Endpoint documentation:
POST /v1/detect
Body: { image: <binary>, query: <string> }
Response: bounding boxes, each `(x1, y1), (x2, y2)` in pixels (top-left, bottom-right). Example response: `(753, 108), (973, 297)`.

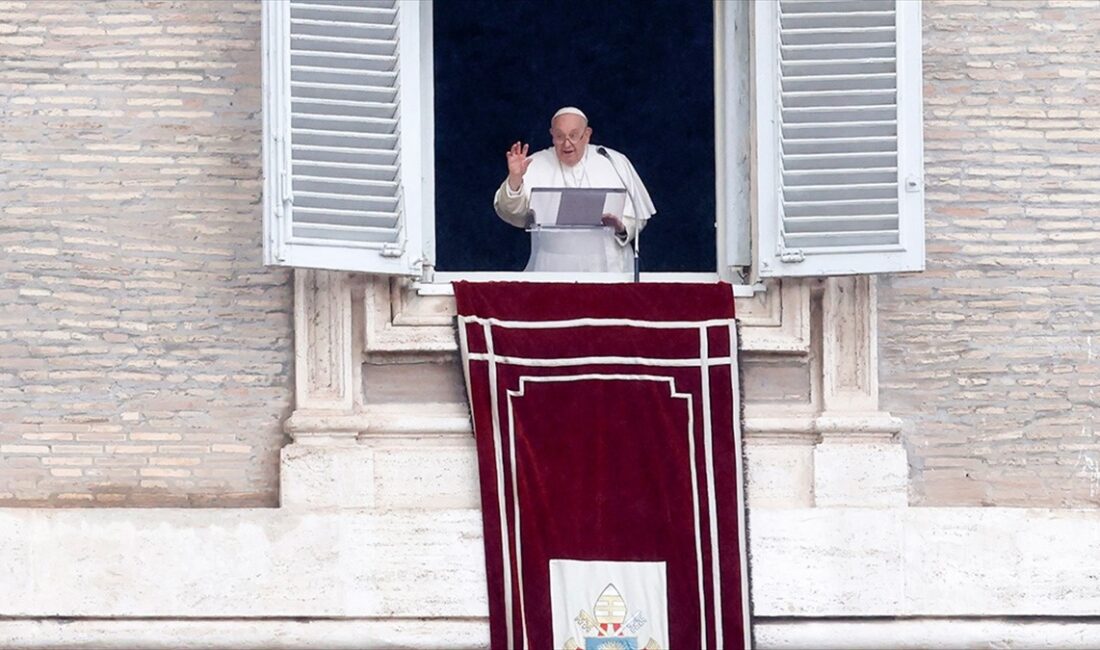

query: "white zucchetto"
(551, 106), (588, 124)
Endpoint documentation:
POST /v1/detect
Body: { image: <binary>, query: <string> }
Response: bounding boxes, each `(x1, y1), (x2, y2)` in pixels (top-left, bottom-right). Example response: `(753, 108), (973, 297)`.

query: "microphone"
(597, 146), (643, 283)
(595, 147), (619, 179)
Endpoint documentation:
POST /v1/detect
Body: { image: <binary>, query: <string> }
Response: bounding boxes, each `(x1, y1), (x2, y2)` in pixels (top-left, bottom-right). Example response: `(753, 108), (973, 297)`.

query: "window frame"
(263, 0), (923, 285)
(416, 0), (749, 288)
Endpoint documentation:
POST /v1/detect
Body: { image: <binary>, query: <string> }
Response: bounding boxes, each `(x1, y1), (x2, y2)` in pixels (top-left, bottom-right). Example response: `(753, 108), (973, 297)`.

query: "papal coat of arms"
(562, 583), (661, 650)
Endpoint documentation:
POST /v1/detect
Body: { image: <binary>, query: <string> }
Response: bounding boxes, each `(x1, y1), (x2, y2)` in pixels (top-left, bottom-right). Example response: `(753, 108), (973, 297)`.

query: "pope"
(493, 107), (656, 273)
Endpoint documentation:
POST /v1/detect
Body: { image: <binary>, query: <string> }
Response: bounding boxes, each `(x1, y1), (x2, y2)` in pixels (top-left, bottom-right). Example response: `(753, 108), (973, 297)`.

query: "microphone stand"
(633, 211), (641, 284)
(597, 147), (644, 283)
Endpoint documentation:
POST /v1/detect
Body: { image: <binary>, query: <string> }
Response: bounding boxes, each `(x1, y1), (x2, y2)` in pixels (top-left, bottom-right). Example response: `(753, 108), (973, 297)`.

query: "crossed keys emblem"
(562, 583), (660, 650)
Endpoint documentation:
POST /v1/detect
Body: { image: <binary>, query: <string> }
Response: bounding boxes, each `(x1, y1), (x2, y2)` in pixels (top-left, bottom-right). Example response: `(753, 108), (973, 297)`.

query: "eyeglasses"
(550, 129), (587, 145)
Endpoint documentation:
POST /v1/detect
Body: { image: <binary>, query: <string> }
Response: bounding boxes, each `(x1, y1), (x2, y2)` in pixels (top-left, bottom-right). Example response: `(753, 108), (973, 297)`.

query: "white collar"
(557, 146), (590, 186)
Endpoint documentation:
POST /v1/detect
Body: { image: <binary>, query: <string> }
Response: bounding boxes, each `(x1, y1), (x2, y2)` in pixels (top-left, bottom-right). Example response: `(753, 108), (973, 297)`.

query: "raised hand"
(506, 141), (532, 191)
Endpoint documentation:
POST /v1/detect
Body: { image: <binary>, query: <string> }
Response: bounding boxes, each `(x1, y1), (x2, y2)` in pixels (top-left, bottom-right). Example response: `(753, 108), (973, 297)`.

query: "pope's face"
(550, 114), (591, 167)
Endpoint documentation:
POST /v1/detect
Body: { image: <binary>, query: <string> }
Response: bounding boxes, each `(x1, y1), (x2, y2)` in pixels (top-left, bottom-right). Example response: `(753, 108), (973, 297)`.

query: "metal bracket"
(417, 258), (435, 283)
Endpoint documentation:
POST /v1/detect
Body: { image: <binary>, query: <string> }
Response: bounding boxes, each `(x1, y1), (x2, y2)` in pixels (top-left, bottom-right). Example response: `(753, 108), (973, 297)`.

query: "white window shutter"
(262, 0), (429, 275)
(754, 0), (924, 278)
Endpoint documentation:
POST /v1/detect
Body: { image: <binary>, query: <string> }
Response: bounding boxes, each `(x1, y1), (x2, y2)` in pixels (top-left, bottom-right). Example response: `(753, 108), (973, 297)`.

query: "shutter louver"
(263, 0), (429, 275)
(290, 0), (400, 244)
(780, 0), (898, 251)
(755, 0), (924, 277)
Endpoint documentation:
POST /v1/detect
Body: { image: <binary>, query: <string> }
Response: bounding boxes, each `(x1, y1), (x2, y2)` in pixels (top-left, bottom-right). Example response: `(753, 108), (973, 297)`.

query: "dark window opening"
(433, 0), (716, 272)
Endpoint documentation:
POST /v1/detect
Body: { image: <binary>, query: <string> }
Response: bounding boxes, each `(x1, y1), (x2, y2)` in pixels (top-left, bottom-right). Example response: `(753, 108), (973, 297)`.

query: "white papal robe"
(493, 144), (656, 273)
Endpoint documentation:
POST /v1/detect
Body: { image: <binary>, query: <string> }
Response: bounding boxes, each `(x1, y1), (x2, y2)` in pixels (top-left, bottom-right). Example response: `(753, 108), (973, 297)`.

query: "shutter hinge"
(778, 247), (805, 264)
(280, 170), (292, 203)
(905, 175), (923, 193)
(417, 257), (434, 283)
(380, 242), (405, 258)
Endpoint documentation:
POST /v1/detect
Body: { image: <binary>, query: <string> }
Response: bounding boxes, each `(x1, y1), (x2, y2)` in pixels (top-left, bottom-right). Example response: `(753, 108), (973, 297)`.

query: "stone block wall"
(5, 0), (1100, 510)
(879, 0), (1100, 506)
(0, 1), (291, 506)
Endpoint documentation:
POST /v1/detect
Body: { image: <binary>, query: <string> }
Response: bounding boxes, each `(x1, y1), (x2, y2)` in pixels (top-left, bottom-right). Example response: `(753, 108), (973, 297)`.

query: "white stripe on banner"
(482, 323), (516, 648)
(503, 373), (706, 647)
(458, 315), (738, 330)
(506, 380), (530, 649)
(465, 353), (734, 368)
(700, 326), (724, 643)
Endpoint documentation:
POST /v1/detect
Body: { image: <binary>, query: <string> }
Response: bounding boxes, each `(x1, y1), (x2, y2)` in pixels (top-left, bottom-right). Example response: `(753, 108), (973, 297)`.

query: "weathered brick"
(880, 0), (1100, 508)
(0, 1), (288, 507)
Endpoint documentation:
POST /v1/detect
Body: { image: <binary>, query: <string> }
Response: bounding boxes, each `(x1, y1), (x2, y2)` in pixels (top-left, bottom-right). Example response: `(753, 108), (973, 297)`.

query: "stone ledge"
(754, 618), (1100, 650)
(1, 507), (1099, 621)
(0, 619), (488, 650)
(286, 408), (899, 442)
(751, 507), (1100, 617)
(284, 403), (472, 440)
(0, 508), (488, 619)
(5, 617), (1100, 649)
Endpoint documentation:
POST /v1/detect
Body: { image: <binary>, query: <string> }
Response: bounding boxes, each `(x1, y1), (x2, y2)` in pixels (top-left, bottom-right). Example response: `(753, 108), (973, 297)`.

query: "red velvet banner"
(455, 282), (749, 650)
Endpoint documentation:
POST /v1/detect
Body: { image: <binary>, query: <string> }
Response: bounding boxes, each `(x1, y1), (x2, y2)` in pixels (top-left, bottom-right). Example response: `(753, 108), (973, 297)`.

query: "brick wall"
(879, 0), (1100, 506)
(6, 0), (1098, 509)
(0, 1), (291, 506)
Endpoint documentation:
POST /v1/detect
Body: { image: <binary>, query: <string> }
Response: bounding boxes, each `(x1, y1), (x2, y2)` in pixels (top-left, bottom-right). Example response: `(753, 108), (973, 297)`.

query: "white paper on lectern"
(601, 190), (627, 221)
(530, 188), (627, 227)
